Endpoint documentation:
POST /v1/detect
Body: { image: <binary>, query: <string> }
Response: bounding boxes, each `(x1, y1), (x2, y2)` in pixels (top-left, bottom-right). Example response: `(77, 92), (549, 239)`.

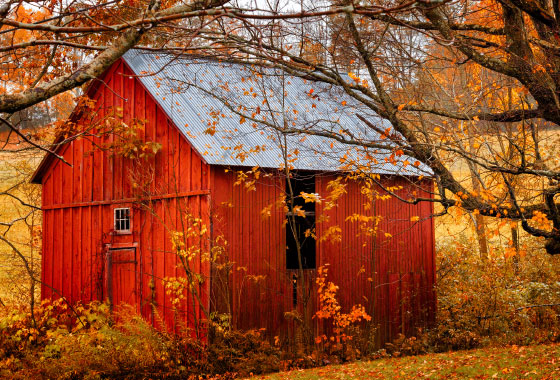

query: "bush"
(385, 331), (430, 357)
(380, 235), (560, 357)
(206, 327), (281, 376)
(0, 300), (208, 379)
(426, 325), (481, 352)
(432, 236), (560, 350)
(0, 300), (283, 379)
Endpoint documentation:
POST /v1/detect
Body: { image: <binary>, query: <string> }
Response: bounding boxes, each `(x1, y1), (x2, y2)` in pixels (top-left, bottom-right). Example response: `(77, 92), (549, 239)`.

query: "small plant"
(206, 326), (282, 377)
(385, 330), (430, 357)
(313, 264), (372, 361)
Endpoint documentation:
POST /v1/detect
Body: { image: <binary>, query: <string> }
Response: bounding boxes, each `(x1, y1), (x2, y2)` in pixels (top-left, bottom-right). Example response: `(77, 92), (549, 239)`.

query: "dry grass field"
(431, 127), (560, 255)
(0, 136), (42, 305)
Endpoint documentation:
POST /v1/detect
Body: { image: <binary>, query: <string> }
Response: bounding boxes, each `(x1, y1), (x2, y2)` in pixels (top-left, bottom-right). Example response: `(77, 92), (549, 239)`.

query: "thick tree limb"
(0, 40), (106, 52)
(402, 105), (543, 122)
(0, 0), (230, 114)
(505, 0), (557, 29)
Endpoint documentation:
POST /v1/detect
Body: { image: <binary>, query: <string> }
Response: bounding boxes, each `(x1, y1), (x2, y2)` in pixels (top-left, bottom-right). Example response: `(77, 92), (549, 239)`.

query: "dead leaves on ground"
(258, 343), (560, 380)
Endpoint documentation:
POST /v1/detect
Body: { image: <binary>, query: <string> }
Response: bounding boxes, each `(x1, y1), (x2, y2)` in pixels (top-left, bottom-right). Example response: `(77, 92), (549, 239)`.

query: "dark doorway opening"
(286, 173), (316, 270)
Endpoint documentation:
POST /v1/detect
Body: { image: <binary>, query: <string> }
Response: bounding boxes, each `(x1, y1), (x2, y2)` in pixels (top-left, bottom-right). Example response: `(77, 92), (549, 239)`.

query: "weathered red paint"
(209, 169), (436, 343)
(36, 60), (211, 333)
(34, 58), (436, 344)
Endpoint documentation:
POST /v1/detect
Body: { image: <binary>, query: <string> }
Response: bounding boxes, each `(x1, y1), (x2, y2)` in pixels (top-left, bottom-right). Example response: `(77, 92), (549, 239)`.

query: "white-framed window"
(114, 207), (131, 233)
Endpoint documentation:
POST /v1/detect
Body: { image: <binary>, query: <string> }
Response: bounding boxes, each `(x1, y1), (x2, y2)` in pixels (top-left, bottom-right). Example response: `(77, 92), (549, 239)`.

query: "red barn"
(31, 51), (436, 344)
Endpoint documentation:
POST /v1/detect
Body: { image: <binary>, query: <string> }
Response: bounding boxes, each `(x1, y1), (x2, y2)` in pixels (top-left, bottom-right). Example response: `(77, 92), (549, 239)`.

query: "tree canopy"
(4, 0), (560, 253)
(190, 0), (560, 254)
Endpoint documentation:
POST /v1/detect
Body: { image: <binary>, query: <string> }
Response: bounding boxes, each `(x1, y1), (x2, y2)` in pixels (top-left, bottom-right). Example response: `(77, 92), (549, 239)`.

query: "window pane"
(114, 208), (131, 232)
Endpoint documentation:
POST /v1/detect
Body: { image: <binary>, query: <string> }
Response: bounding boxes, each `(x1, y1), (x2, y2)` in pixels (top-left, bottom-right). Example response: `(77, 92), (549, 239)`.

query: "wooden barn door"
(106, 246), (139, 311)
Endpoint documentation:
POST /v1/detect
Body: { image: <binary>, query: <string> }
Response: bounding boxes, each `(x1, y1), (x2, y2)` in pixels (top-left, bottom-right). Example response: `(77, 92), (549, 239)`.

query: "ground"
(257, 344), (560, 379)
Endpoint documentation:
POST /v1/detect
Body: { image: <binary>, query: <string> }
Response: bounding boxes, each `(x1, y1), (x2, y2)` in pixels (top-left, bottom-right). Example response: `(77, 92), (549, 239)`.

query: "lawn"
(258, 344), (560, 379)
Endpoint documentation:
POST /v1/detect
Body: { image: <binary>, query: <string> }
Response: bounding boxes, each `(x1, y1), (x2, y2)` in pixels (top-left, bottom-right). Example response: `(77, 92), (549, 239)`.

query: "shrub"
(37, 309), (200, 379)
(0, 299), (283, 379)
(206, 327), (281, 376)
(381, 235), (560, 356)
(432, 235), (560, 350)
(385, 331), (430, 357)
(0, 300), (209, 379)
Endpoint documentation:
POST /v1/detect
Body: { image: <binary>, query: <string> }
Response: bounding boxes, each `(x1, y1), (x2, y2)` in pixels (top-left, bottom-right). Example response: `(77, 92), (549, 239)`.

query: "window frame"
(113, 207), (132, 235)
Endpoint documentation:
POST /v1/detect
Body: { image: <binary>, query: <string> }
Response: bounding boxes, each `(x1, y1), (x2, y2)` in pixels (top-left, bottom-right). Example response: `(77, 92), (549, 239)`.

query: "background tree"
(188, 0), (560, 254)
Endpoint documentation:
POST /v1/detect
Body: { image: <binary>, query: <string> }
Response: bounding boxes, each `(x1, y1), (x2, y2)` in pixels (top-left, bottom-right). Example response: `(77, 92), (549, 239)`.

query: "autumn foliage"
(5, 0), (560, 377)
(313, 265), (371, 351)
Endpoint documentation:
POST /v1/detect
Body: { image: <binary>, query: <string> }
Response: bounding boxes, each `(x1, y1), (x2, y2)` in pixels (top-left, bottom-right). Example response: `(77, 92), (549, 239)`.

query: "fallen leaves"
(259, 343), (560, 380)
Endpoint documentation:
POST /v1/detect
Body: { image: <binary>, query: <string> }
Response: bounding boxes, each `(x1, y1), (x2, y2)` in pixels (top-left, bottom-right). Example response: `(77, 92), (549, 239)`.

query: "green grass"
(257, 344), (560, 379)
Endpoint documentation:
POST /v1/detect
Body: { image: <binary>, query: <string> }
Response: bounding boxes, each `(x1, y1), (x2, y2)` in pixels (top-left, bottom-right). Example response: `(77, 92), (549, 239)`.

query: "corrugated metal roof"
(123, 50), (430, 176)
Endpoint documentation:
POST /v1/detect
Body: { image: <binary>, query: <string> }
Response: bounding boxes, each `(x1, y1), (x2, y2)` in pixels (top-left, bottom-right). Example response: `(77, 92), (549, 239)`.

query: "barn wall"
(39, 58), (436, 344)
(210, 168), (435, 343)
(40, 59), (211, 332)
(209, 167), (296, 335)
(316, 175), (436, 345)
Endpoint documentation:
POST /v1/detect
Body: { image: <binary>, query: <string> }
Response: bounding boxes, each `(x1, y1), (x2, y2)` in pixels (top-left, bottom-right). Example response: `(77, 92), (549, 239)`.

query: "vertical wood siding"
(210, 168), (294, 335)
(315, 175), (436, 344)
(210, 169), (435, 344)
(40, 59), (211, 332)
(39, 58), (435, 345)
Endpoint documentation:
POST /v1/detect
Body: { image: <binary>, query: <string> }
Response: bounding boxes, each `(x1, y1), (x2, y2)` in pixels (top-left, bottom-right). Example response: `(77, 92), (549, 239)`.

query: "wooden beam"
(42, 189), (211, 210)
